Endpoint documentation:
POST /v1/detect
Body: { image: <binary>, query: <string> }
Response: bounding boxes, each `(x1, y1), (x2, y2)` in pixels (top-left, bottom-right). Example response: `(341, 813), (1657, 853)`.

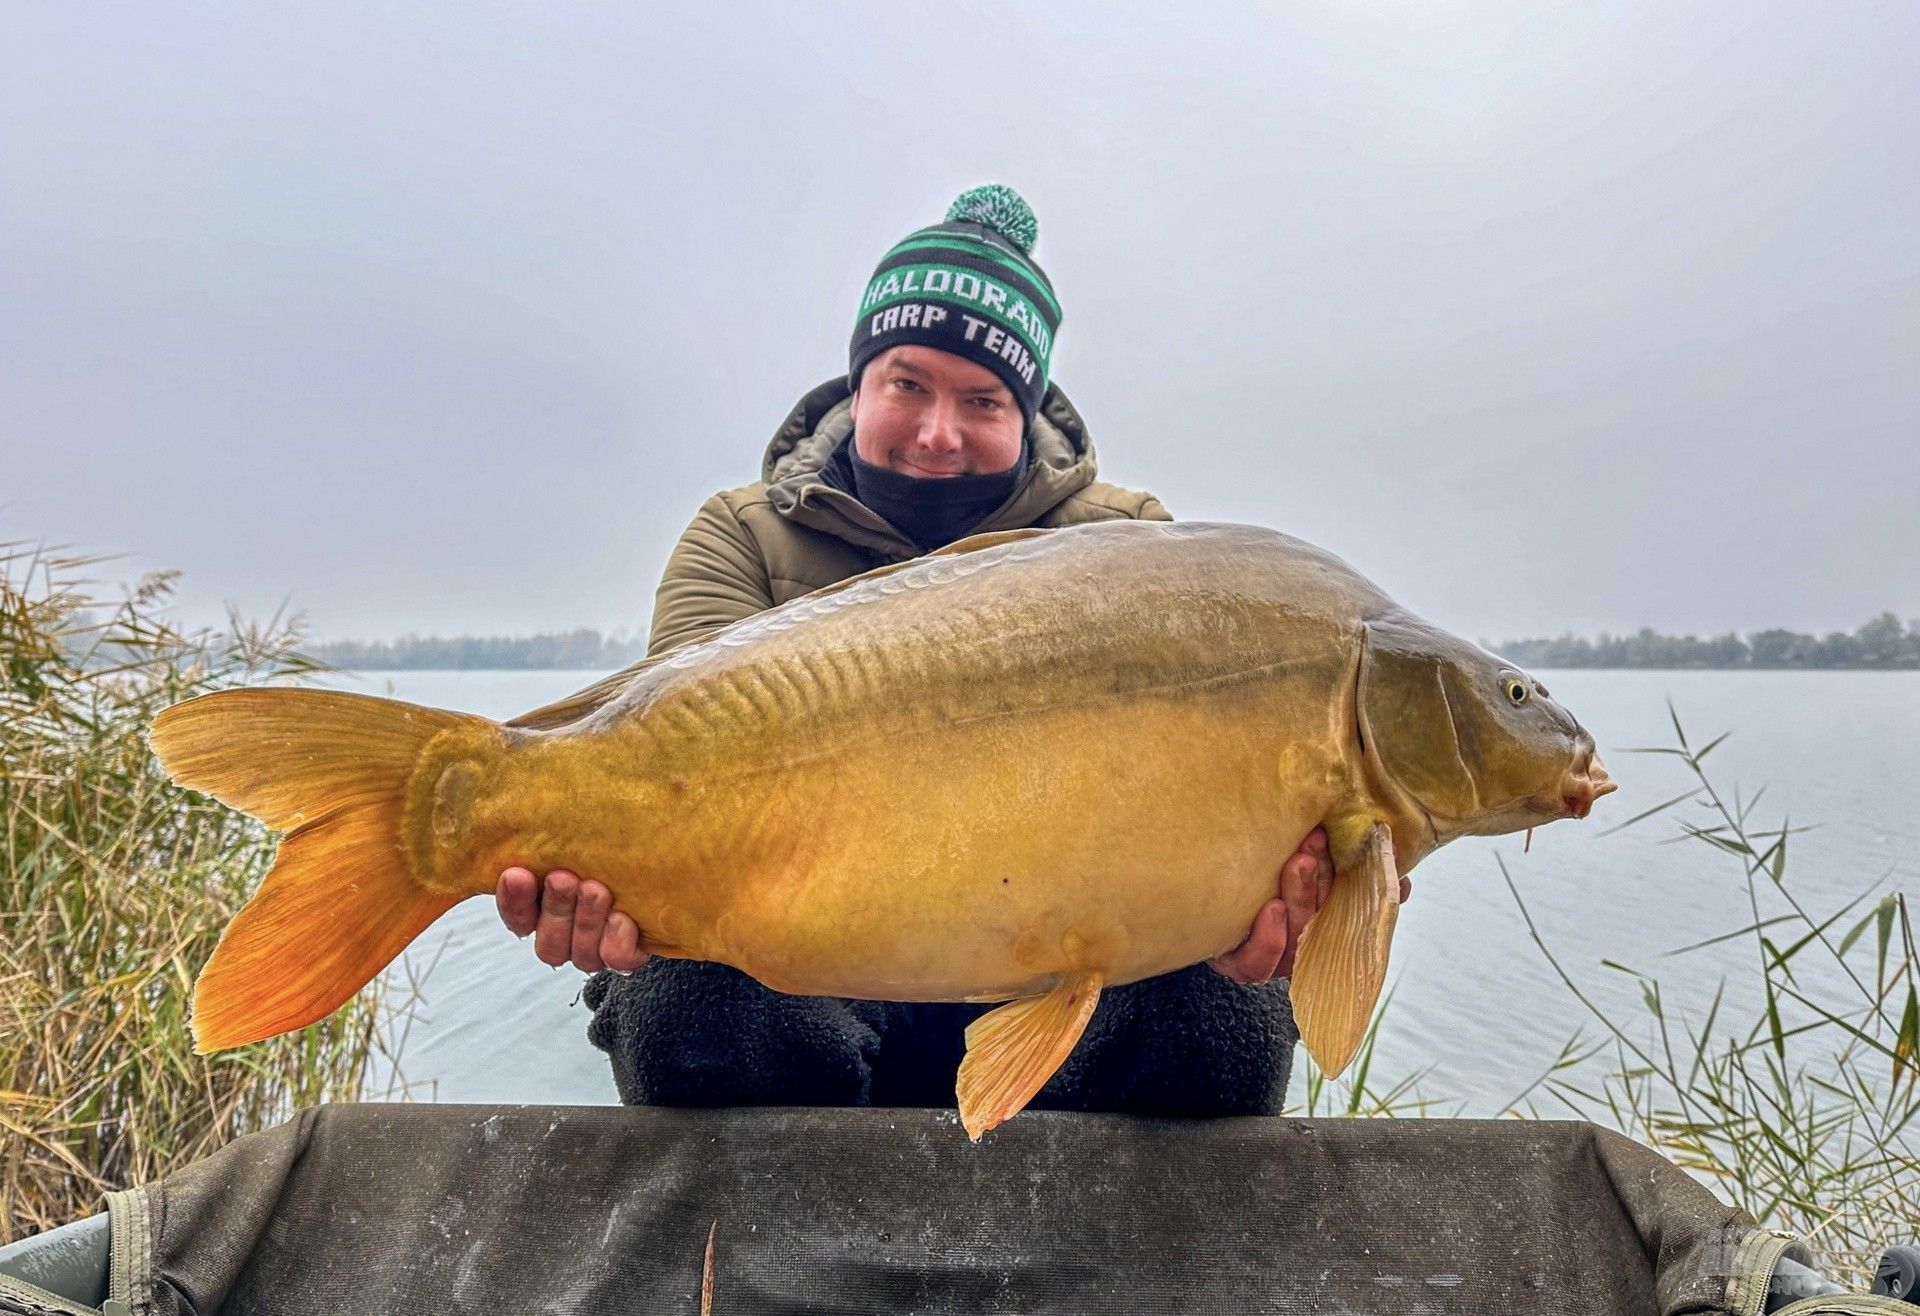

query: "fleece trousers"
(582, 960), (1298, 1117)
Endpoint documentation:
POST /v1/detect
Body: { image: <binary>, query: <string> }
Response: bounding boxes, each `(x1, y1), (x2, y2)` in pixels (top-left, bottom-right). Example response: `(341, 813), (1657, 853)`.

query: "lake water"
(331, 668), (1919, 1116)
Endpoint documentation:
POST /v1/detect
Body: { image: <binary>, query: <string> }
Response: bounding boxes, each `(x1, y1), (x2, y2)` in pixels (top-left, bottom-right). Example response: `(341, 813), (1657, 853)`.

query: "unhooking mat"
(0, 1103), (1904, 1315)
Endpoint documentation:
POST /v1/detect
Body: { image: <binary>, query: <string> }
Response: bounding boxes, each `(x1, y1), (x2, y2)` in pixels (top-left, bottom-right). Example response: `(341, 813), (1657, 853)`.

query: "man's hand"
(1207, 827), (1413, 985)
(495, 868), (651, 974)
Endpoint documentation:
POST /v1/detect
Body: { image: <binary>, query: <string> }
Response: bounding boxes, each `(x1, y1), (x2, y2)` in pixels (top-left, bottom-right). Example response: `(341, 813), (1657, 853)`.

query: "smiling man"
(495, 186), (1373, 1117)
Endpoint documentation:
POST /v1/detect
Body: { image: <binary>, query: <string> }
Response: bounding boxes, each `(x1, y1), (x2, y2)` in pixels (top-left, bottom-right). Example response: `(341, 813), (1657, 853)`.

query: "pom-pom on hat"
(848, 185), (1062, 426)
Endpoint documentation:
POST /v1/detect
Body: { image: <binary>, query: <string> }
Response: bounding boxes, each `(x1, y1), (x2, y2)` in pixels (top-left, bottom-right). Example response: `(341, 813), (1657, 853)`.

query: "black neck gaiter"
(830, 439), (1026, 552)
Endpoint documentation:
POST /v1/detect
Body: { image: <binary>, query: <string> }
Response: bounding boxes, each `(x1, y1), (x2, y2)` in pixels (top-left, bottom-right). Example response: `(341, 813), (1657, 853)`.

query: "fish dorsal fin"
(955, 968), (1102, 1141)
(925, 525), (1054, 556)
(504, 651), (678, 731)
(1289, 821), (1401, 1077)
(816, 526), (1054, 598)
(506, 529), (1054, 732)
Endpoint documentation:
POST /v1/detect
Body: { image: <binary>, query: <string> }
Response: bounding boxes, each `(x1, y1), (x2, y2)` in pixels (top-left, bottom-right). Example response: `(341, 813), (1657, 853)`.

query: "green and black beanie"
(848, 184), (1062, 426)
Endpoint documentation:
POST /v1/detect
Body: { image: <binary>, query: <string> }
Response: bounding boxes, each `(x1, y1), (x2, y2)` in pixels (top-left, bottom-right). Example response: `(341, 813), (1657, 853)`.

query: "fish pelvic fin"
(149, 688), (495, 1053)
(1289, 821), (1401, 1079)
(955, 969), (1103, 1141)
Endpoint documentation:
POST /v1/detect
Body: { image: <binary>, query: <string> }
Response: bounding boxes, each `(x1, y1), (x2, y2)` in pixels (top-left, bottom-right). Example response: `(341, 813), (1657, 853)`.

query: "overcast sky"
(4, 2), (1915, 644)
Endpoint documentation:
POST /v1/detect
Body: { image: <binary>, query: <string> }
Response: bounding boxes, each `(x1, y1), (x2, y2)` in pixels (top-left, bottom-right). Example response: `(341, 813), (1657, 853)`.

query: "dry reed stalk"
(0, 543), (407, 1238)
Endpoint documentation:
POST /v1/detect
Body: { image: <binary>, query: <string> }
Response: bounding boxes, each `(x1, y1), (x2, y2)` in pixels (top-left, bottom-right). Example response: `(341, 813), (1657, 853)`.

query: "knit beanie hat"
(848, 184), (1062, 426)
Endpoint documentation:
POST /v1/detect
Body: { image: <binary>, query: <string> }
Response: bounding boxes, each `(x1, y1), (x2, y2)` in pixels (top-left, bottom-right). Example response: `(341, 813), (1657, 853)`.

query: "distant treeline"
(309, 612), (1920, 671)
(308, 628), (650, 670)
(1493, 612), (1920, 670)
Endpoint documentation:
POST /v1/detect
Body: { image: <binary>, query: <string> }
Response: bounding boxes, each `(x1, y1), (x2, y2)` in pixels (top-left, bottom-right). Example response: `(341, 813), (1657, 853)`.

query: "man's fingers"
(1209, 901), (1288, 983)
(533, 870), (580, 967)
(1302, 826), (1334, 909)
(1213, 835), (1331, 986)
(1304, 825), (1331, 865)
(602, 914), (651, 974)
(1280, 850), (1318, 910)
(570, 880), (612, 973)
(496, 867), (539, 937)
(1280, 851), (1320, 946)
(525, 872), (644, 974)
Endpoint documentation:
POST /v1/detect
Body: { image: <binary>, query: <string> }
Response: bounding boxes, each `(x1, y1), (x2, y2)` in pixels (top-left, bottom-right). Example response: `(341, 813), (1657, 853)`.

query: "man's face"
(849, 345), (1024, 477)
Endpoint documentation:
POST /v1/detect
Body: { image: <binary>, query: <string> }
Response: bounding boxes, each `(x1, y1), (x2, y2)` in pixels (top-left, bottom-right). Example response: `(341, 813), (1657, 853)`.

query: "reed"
(1500, 708), (1919, 1286)
(0, 544), (409, 1238)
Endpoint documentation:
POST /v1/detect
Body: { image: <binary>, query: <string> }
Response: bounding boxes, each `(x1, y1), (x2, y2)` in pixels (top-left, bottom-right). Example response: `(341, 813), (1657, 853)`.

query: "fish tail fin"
(149, 688), (496, 1053)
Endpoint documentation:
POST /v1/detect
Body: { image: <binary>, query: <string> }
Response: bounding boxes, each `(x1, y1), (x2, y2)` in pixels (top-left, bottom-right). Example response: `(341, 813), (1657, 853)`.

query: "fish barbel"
(150, 522), (1614, 1138)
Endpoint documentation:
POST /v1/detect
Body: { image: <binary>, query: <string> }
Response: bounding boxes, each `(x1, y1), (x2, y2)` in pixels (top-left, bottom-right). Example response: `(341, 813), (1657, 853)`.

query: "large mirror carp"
(151, 521), (1614, 1138)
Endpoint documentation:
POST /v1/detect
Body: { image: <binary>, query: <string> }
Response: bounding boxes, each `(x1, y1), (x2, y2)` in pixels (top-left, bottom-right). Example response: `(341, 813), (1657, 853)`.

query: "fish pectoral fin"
(1289, 821), (1401, 1079)
(955, 969), (1103, 1141)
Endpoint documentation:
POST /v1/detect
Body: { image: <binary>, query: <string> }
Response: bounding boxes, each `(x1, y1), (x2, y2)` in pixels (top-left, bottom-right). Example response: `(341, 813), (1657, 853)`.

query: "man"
(495, 186), (1394, 1116)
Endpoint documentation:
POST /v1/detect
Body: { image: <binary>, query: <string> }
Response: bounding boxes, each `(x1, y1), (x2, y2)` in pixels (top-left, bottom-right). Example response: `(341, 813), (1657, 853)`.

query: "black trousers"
(583, 959), (1298, 1118)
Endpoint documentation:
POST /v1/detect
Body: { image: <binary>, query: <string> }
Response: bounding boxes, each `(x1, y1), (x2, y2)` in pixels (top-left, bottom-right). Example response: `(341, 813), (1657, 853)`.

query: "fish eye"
(1502, 677), (1530, 706)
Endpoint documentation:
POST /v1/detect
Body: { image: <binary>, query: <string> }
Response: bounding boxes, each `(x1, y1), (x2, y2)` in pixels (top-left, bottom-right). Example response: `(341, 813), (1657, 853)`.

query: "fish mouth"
(1558, 748), (1617, 820)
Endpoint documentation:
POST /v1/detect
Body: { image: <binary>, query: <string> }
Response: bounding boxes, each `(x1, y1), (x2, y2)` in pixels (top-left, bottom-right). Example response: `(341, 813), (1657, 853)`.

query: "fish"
(148, 521), (1614, 1139)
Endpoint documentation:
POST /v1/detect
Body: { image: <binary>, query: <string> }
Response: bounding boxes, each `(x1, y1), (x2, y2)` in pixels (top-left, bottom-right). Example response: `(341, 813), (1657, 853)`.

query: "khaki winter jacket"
(646, 377), (1170, 657)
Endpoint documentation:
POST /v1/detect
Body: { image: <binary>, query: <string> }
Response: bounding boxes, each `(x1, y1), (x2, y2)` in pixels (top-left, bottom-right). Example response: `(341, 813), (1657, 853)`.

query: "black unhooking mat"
(0, 1104), (1899, 1315)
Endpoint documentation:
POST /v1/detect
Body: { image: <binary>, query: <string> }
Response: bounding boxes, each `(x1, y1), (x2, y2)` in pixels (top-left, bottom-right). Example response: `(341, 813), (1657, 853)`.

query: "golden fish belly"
(503, 684), (1351, 1004)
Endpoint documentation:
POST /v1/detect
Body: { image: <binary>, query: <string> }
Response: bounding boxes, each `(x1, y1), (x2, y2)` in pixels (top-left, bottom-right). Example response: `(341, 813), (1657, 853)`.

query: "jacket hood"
(759, 376), (1102, 559)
